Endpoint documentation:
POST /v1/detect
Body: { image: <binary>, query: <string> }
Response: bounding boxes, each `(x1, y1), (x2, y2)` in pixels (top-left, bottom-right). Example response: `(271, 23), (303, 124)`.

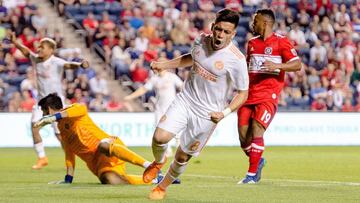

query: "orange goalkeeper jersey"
(57, 103), (119, 175)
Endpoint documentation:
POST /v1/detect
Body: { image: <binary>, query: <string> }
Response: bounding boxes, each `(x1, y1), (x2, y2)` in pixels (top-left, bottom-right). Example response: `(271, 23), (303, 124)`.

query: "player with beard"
(237, 9), (301, 184)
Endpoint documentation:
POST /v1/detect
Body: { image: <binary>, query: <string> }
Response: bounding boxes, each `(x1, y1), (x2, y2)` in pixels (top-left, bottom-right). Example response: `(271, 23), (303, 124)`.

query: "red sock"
(248, 137), (264, 175)
(241, 143), (251, 157)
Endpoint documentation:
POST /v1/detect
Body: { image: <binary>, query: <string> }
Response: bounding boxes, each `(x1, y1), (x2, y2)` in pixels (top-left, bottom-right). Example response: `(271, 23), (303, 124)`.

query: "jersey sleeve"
(190, 34), (204, 58)
(173, 74), (183, 89)
(143, 76), (155, 91)
(227, 58), (249, 91)
(64, 103), (88, 118)
(29, 52), (40, 64)
(62, 139), (75, 168)
(281, 37), (299, 63)
(55, 57), (67, 73)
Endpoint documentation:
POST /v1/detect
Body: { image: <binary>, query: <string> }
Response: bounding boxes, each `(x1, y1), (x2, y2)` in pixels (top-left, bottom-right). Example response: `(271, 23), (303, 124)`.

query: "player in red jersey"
(237, 9), (302, 184)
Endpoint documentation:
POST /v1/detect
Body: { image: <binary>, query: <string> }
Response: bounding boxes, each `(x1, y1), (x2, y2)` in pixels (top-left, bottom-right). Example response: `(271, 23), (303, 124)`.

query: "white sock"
(143, 161), (151, 168)
(34, 142), (46, 158)
(152, 142), (168, 163)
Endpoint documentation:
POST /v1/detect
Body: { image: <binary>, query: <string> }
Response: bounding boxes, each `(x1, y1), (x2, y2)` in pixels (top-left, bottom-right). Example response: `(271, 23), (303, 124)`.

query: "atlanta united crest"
(264, 47), (272, 55)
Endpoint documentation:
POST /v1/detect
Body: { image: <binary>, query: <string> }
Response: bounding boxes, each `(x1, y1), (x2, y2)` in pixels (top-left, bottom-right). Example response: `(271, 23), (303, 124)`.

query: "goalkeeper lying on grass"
(34, 93), (180, 185)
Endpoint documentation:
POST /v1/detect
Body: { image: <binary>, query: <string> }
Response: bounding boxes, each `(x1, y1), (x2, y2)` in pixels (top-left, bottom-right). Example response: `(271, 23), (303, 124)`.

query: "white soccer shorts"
(157, 98), (217, 157)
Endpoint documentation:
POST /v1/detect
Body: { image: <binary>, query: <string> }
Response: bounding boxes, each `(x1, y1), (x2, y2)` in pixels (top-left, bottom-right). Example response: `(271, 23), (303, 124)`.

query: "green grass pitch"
(1, 147), (360, 202)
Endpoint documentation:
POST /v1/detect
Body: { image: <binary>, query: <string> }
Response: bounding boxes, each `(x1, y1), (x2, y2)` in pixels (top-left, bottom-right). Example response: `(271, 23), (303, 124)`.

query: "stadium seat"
(108, 4), (122, 15)
(287, 0), (299, 9)
(73, 14), (87, 25)
(64, 5), (80, 17)
(79, 5), (94, 15)
(238, 17), (250, 30)
(241, 6), (255, 17)
(236, 26), (247, 37)
(94, 4), (106, 15)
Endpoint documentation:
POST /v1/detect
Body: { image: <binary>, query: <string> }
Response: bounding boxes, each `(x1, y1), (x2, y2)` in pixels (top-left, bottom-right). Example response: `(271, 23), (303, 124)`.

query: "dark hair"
(38, 93), (63, 111)
(215, 8), (240, 28)
(256, 9), (275, 22)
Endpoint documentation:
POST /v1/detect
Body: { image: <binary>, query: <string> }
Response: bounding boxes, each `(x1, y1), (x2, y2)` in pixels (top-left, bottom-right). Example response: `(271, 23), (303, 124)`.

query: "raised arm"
(151, 53), (193, 73)
(63, 60), (90, 70)
(10, 32), (33, 58)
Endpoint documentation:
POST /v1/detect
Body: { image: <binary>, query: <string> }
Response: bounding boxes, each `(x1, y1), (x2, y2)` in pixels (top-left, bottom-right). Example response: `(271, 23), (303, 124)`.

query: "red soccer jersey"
(246, 33), (299, 104)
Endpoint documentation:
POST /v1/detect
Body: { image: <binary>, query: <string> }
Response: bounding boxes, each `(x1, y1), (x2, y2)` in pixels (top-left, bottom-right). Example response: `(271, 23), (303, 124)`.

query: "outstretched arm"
(210, 90), (248, 123)
(10, 32), (33, 58)
(151, 53), (192, 73)
(63, 60), (90, 70)
(34, 104), (88, 128)
(124, 86), (148, 101)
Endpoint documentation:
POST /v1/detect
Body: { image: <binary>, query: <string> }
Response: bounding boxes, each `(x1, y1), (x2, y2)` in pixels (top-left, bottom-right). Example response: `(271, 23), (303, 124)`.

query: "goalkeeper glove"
(34, 112), (62, 128)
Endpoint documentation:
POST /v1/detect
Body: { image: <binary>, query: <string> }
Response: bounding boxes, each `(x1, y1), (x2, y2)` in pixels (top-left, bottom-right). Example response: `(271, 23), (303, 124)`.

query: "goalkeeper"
(34, 93), (174, 185)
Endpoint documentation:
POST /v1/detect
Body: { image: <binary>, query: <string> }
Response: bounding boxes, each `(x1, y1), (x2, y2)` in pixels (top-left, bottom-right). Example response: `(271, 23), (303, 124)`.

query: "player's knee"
(98, 138), (111, 156)
(153, 128), (173, 144)
(100, 172), (126, 185)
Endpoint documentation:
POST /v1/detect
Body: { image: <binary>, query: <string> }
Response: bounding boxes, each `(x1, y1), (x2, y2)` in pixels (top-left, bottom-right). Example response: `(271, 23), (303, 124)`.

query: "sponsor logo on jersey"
(193, 61), (218, 82)
(160, 115), (167, 123)
(189, 141), (200, 151)
(264, 47), (272, 55)
(214, 61), (224, 70)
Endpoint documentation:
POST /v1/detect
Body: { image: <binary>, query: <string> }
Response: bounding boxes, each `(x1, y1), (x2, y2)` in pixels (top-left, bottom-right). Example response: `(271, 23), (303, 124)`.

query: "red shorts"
(237, 101), (277, 129)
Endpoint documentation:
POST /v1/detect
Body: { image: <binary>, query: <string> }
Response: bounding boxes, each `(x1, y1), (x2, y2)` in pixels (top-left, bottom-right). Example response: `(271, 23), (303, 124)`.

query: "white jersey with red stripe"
(178, 34), (249, 119)
(246, 33), (299, 104)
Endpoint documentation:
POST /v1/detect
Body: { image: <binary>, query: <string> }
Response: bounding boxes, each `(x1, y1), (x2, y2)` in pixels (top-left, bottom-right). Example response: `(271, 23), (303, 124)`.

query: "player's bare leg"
(143, 127), (174, 183)
(238, 124), (253, 156)
(149, 147), (191, 200)
(31, 124), (48, 169)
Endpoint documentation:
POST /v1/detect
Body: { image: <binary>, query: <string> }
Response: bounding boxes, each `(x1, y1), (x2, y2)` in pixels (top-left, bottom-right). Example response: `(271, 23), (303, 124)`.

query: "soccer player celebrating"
(10, 32), (89, 169)
(237, 9), (301, 184)
(34, 93), (157, 185)
(142, 9), (249, 200)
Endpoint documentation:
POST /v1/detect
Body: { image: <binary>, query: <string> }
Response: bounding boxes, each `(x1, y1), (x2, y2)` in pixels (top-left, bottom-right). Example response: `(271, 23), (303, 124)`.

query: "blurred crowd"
(0, 0), (132, 112)
(1, 0), (360, 112)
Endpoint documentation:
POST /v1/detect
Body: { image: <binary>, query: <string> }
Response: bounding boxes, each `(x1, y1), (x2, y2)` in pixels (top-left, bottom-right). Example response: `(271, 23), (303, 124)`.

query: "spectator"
(31, 8), (47, 32)
(341, 98), (354, 112)
(311, 97), (327, 111)
(106, 93), (132, 112)
(129, 55), (148, 84)
(111, 38), (131, 78)
(89, 71), (109, 96)
(89, 93), (106, 112)
(134, 30), (148, 52)
(20, 89), (35, 112)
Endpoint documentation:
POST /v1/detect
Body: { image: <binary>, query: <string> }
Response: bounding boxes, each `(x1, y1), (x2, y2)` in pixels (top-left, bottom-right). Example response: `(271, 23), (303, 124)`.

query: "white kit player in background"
(142, 9), (249, 200)
(124, 68), (183, 157)
(10, 32), (89, 169)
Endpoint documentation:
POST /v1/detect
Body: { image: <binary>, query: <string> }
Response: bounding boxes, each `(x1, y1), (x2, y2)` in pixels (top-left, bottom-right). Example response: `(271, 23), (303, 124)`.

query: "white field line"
(184, 174), (360, 187)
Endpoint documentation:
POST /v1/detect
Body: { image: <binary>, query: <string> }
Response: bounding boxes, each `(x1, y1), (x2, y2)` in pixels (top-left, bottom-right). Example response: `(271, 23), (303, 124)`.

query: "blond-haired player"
(10, 32), (89, 169)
